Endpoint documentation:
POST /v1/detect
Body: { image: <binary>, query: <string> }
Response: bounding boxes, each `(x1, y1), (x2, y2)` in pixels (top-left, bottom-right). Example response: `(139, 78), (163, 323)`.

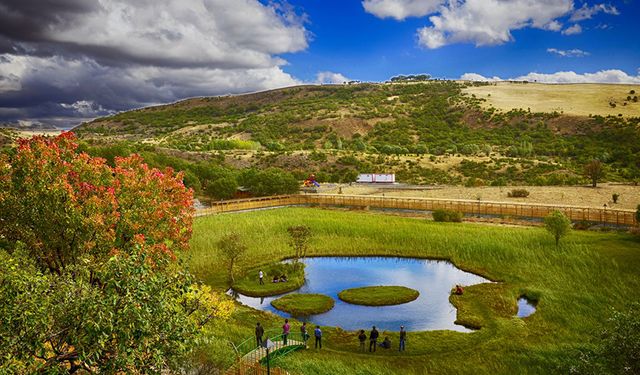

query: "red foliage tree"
(0, 132), (193, 274)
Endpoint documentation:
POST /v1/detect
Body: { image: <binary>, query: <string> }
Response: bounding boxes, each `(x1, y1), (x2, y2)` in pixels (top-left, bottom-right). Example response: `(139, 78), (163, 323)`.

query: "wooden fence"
(197, 194), (638, 226)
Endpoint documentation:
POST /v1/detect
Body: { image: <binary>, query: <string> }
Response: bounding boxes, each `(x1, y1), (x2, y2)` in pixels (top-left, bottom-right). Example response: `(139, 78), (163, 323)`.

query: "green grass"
(187, 207), (640, 374)
(232, 263), (304, 297)
(338, 286), (419, 306)
(271, 294), (335, 316)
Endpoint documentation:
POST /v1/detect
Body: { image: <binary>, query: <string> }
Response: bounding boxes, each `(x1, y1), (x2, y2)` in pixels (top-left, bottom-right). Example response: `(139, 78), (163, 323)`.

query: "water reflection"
(231, 257), (491, 332)
(516, 297), (537, 318)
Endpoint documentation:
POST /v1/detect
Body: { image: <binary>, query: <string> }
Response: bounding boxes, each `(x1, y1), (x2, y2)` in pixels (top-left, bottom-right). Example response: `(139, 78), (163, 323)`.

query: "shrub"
(432, 209), (463, 222)
(508, 189), (530, 198)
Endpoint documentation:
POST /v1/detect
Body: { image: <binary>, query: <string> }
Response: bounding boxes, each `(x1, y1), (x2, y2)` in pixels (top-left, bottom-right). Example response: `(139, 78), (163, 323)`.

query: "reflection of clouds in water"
(234, 257), (490, 332)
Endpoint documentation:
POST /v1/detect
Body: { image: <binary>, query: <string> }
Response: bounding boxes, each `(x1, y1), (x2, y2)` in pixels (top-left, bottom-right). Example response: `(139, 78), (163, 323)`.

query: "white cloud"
(547, 48), (590, 57)
(417, 0), (573, 49)
(460, 69), (640, 84)
(460, 73), (501, 81)
(0, 0), (311, 126)
(362, 0), (443, 21)
(0, 53), (301, 126)
(562, 24), (582, 35)
(543, 20), (563, 32)
(315, 71), (351, 84)
(60, 100), (114, 117)
(570, 3), (619, 22)
(45, 0), (308, 69)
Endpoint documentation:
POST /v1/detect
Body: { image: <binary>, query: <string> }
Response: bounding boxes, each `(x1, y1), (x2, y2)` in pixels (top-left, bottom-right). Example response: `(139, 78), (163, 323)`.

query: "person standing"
(369, 326), (379, 352)
(314, 326), (322, 349)
(282, 319), (290, 345)
(358, 329), (367, 352)
(258, 270), (264, 285)
(300, 322), (309, 347)
(399, 326), (406, 352)
(255, 322), (264, 348)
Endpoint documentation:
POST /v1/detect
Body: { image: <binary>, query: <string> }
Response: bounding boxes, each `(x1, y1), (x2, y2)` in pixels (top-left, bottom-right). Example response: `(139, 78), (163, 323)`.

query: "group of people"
(358, 325), (407, 352)
(255, 321), (408, 354)
(255, 320), (323, 350)
(258, 270), (287, 285)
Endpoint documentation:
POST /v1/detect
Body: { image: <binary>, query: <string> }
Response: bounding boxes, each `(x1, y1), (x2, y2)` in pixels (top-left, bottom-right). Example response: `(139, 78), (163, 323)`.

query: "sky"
(0, 0), (638, 128)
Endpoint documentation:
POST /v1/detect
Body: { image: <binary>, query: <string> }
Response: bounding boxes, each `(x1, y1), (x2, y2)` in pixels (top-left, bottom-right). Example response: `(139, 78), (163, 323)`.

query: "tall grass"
(188, 207), (640, 374)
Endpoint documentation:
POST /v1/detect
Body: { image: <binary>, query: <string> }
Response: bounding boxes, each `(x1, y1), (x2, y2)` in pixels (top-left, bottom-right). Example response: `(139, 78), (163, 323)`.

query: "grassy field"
(188, 207), (640, 374)
(338, 286), (420, 306)
(463, 82), (640, 117)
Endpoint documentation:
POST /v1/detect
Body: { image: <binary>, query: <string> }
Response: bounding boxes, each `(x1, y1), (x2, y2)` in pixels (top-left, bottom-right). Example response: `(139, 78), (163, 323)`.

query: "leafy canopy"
(544, 210), (572, 246)
(0, 133), (232, 374)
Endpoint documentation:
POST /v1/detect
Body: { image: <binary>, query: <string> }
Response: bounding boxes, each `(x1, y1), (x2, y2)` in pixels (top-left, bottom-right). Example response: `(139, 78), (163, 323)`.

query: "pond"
(516, 297), (537, 318)
(231, 257), (491, 332)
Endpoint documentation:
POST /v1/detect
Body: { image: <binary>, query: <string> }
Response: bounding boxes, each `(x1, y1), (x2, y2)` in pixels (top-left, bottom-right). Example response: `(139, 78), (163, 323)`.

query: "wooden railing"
(197, 194), (638, 226)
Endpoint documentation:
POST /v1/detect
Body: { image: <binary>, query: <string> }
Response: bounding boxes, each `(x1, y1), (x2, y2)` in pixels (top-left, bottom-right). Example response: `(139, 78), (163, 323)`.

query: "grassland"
(338, 286), (419, 306)
(188, 207), (640, 374)
(463, 82), (640, 117)
(271, 294), (335, 316)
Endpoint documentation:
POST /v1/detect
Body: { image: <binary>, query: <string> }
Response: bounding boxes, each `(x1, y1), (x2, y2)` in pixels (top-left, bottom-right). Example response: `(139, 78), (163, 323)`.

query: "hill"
(463, 82), (640, 117)
(73, 81), (640, 186)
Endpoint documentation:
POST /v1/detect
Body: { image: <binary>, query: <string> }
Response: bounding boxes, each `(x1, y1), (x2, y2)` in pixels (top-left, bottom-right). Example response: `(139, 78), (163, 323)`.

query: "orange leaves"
(0, 132), (194, 273)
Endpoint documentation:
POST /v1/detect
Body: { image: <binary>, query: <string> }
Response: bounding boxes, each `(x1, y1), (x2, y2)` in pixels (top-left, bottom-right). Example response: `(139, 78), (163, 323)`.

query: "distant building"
(356, 174), (395, 183)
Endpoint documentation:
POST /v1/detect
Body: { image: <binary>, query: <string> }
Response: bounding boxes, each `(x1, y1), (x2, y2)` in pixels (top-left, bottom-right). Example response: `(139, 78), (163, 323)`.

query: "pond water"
(516, 297), (537, 318)
(231, 257), (491, 332)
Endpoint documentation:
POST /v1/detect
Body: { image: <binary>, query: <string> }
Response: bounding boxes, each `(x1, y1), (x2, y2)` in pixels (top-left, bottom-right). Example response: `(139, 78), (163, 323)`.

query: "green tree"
(287, 225), (312, 268)
(584, 159), (605, 187)
(217, 232), (247, 283)
(240, 168), (299, 196)
(206, 176), (238, 201)
(544, 210), (572, 246)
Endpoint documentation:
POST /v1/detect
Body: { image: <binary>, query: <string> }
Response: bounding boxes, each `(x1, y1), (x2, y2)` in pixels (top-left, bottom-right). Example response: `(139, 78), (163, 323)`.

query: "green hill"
(74, 81), (640, 186)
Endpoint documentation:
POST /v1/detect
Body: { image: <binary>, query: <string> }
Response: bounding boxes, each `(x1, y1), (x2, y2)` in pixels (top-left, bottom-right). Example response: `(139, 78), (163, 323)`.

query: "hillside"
(73, 81), (640, 187)
(463, 82), (640, 117)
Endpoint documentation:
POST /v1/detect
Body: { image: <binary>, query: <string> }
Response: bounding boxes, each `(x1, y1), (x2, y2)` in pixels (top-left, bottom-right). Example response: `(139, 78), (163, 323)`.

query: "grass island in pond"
(338, 286), (420, 306)
(232, 263), (305, 297)
(271, 294), (335, 316)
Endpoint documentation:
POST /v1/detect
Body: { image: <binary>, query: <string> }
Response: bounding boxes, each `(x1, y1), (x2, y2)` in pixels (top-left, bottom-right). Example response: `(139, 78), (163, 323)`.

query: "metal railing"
(226, 330), (308, 375)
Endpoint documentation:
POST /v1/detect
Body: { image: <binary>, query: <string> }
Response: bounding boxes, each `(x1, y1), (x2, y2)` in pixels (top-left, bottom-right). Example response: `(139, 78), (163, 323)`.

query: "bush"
(508, 189), (530, 198)
(432, 209), (463, 222)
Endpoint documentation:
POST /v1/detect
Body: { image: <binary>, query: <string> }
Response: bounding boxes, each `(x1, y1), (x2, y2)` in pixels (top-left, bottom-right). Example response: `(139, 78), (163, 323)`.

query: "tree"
(0, 133), (194, 274)
(544, 210), (571, 246)
(0, 133), (232, 373)
(287, 225), (312, 268)
(217, 232), (247, 283)
(206, 176), (238, 201)
(239, 168), (299, 196)
(584, 159), (605, 187)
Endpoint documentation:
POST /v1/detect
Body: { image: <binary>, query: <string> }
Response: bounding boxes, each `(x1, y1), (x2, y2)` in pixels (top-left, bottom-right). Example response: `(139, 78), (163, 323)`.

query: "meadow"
(188, 207), (640, 374)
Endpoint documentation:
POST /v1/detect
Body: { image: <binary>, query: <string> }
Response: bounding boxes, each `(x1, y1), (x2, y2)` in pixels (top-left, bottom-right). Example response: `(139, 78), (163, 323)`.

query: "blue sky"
(0, 0), (638, 127)
(281, 0), (639, 82)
